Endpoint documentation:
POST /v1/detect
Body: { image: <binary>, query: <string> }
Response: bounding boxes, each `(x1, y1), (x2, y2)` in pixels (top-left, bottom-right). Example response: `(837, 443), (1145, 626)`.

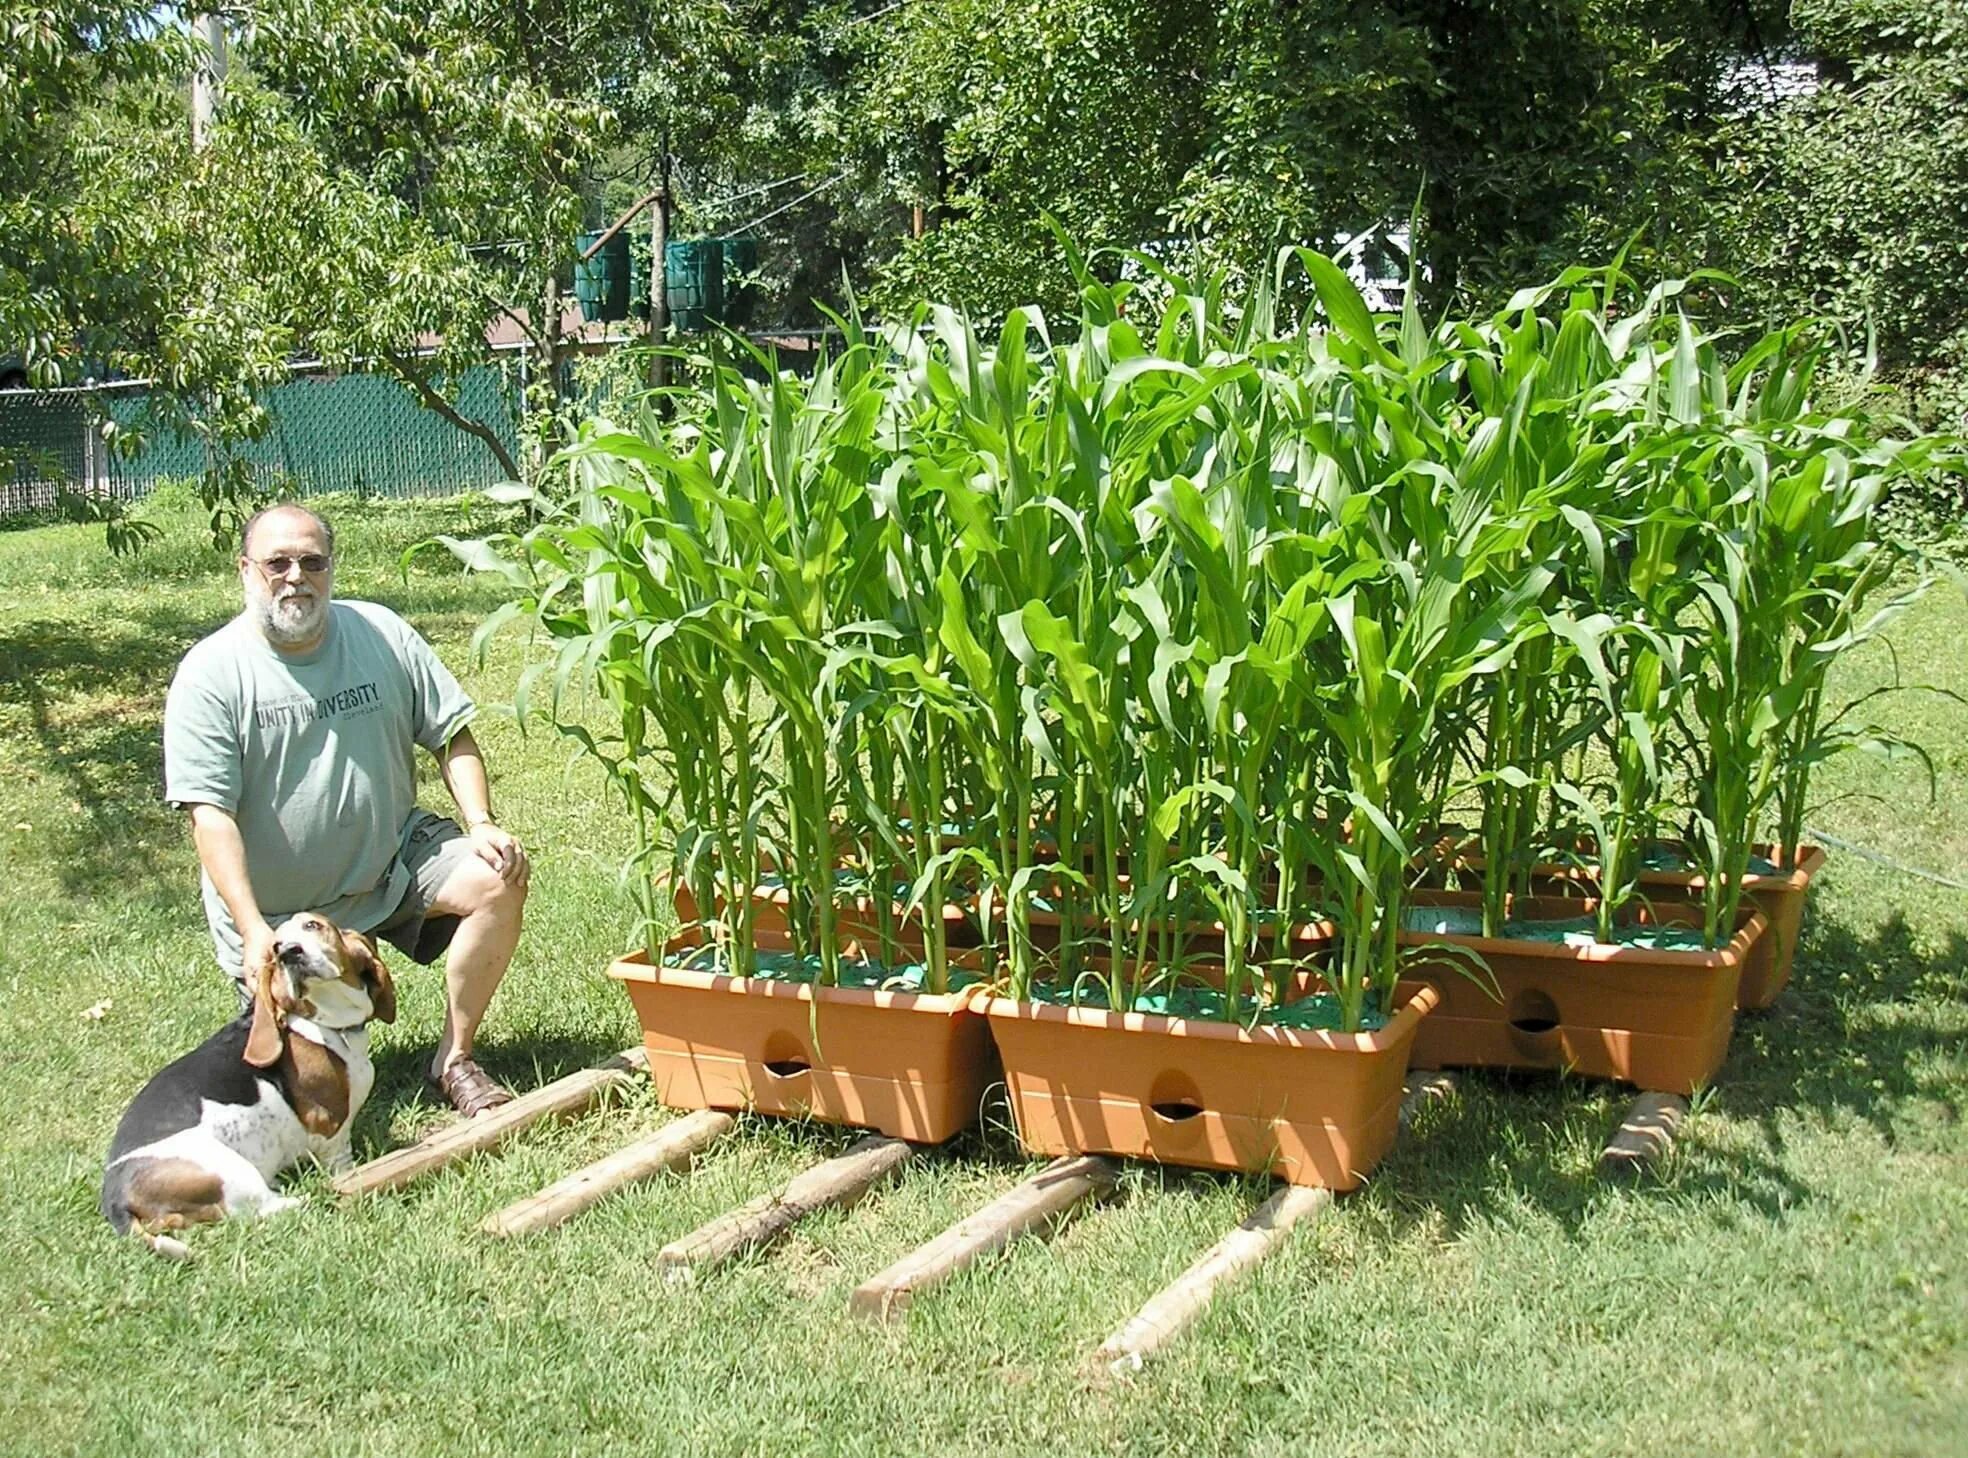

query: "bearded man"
(162, 503), (528, 1117)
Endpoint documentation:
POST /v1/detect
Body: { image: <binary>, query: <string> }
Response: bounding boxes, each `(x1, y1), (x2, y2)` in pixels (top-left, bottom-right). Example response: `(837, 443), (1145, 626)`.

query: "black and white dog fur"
(101, 911), (395, 1256)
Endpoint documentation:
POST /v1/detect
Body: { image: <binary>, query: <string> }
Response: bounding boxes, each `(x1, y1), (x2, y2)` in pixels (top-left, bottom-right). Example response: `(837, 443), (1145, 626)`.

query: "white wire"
(695, 171), (812, 219)
(728, 171), (847, 235)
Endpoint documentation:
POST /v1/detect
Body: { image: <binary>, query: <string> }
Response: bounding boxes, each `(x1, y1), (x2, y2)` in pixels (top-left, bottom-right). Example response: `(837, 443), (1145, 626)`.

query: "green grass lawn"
(2, 497), (1964, 1457)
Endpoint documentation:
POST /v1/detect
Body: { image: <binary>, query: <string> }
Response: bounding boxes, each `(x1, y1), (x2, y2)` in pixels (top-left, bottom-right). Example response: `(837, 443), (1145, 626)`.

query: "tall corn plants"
(1625, 321), (1951, 943)
(443, 237), (1945, 1027)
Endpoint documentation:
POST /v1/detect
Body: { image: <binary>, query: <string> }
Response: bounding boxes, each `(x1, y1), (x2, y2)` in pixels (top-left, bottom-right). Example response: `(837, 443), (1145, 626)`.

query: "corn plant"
(1633, 321), (1949, 943)
(434, 229), (1945, 1031)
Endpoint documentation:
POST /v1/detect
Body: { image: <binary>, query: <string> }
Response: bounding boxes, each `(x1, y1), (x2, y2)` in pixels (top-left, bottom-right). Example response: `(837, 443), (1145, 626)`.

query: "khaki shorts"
(227, 811), (475, 1012)
(369, 810), (478, 965)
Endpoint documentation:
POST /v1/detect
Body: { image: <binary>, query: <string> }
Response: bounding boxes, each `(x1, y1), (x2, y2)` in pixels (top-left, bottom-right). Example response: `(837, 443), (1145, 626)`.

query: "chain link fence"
(0, 331), (842, 520)
(0, 363), (521, 518)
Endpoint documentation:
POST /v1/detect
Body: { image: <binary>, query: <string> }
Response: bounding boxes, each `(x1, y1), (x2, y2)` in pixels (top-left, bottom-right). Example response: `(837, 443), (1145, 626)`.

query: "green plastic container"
(650, 237), (759, 332)
(574, 230), (632, 323)
(665, 240), (725, 333)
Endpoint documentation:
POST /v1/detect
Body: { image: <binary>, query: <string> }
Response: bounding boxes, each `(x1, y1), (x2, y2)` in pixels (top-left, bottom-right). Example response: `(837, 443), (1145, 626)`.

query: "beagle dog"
(101, 911), (395, 1257)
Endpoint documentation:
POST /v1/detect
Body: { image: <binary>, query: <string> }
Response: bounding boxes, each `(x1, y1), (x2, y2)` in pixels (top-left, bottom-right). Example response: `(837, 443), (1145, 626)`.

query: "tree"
(1715, 0), (1968, 415)
(1, 3), (198, 390)
(1, 3), (291, 538)
(840, 0), (1217, 317)
(240, 0), (624, 471)
(1164, 1), (1430, 280)
(829, 2), (1756, 319)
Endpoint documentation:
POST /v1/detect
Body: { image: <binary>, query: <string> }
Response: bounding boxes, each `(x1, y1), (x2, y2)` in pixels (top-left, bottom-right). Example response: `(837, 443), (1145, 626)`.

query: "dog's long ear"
(346, 930), (396, 1024)
(244, 948), (285, 1068)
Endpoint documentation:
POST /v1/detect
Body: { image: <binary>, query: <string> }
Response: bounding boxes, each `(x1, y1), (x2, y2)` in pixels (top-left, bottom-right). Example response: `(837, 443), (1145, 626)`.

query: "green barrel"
(665, 239), (725, 333)
(574, 230), (631, 323)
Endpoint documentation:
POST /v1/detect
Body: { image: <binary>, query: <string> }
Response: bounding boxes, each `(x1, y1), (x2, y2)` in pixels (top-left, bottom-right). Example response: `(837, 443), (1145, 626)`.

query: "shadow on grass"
(1369, 893), (1967, 1240)
(1722, 902), (1968, 1146)
(0, 604), (233, 902)
(351, 1041), (1039, 1175)
(1369, 1070), (1817, 1240)
(353, 1033), (633, 1155)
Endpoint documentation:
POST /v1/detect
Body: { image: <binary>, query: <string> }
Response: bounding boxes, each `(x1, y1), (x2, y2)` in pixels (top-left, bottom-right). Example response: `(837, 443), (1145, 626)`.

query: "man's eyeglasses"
(254, 554), (332, 577)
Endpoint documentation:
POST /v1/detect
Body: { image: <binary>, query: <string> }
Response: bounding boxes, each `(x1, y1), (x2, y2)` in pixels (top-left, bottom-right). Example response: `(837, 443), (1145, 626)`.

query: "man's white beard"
(247, 577), (329, 646)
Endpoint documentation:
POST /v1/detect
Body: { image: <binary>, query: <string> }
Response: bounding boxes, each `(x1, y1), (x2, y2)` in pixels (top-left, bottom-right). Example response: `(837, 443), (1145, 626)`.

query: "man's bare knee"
(432, 857), (527, 920)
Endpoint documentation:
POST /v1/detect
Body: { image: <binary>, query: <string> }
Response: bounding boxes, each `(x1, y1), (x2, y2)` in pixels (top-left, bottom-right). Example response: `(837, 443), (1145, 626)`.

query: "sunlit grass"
(0, 497), (1963, 1457)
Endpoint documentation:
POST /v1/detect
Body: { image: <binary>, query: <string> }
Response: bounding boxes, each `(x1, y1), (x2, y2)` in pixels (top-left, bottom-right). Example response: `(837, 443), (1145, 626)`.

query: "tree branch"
(486, 292), (549, 355)
(383, 350), (523, 482)
(580, 186), (665, 261)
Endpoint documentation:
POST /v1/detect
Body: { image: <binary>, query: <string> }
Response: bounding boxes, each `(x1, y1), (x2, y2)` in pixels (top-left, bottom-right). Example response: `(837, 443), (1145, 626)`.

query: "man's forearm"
(187, 804), (266, 937)
(439, 727), (495, 826)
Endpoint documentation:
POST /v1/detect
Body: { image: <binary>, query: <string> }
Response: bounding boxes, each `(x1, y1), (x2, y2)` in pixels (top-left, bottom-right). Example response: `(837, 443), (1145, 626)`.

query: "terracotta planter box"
(1727, 844), (1826, 1008)
(1455, 842), (1826, 1010)
(1401, 891), (1766, 1095)
(607, 893), (993, 1144)
(982, 982), (1439, 1191)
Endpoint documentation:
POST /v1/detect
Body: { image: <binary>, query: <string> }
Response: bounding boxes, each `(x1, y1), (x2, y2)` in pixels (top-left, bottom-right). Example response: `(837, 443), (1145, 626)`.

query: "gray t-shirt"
(163, 599), (476, 972)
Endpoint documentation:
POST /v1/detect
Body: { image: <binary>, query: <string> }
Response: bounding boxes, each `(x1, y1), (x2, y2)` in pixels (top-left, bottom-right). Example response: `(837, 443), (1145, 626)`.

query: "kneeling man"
(163, 503), (528, 1117)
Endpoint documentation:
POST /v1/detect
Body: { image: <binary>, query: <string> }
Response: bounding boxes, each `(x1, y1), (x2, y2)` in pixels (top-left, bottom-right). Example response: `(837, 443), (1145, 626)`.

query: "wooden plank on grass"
(848, 1155), (1119, 1324)
(1096, 1184), (1331, 1374)
(1400, 1070), (1460, 1127)
(659, 1133), (915, 1280)
(481, 1109), (734, 1239)
(1598, 1091), (1688, 1179)
(333, 1047), (650, 1198)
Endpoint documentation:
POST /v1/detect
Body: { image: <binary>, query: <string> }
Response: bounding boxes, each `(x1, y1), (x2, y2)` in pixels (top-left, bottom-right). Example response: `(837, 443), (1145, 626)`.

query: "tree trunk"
(383, 351), (523, 483)
(533, 255), (568, 475)
(650, 158), (671, 392)
(1419, 169), (1460, 317)
(190, 15), (226, 151)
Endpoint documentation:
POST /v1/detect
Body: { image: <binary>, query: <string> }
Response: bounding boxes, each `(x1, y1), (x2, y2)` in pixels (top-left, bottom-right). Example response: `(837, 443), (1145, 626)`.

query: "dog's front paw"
(259, 1194), (307, 1219)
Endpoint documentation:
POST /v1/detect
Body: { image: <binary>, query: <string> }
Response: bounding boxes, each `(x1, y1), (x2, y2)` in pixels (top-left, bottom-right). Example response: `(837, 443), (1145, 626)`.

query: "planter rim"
(606, 950), (980, 1017)
(659, 869), (975, 926)
(1401, 889), (1767, 969)
(1455, 839), (1827, 892)
(1019, 906), (1338, 943)
(980, 980), (1438, 1053)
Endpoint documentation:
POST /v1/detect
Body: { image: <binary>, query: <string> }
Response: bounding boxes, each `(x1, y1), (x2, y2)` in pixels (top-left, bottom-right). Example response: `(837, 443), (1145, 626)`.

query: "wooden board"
(1096, 1184), (1331, 1373)
(1598, 1091), (1688, 1179)
(658, 1134), (914, 1280)
(848, 1155), (1119, 1324)
(481, 1110), (734, 1239)
(333, 1047), (649, 1198)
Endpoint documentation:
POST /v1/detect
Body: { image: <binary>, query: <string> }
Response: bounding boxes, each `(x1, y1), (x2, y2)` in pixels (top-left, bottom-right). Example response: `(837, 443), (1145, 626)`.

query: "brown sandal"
(429, 1058), (515, 1118)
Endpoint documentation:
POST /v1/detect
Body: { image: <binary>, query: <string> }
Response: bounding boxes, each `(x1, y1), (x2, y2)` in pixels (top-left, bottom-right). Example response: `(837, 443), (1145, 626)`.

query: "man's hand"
(188, 804), (274, 985)
(467, 820), (530, 888)
(239, 917), (276, 983)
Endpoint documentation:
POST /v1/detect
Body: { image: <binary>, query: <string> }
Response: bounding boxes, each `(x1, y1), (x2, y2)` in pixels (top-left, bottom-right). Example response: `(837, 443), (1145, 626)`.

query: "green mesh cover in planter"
(574, 230), (632, 323)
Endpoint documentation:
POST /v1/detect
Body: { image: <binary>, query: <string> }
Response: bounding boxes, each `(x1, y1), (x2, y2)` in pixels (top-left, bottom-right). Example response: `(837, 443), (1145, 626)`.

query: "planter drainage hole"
(1505, 988), (1563, 1061)
(761, 1032), (812, 1079)
(1147, 1070), (1207, 1125)
(1506, 988), (1561, 1034)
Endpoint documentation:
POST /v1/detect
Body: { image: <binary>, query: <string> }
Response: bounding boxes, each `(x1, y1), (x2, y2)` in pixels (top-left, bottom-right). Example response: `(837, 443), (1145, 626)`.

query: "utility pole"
(649, 146), (672, 392)
(576, 174), (672, 394)
(190, 15), (228, 151)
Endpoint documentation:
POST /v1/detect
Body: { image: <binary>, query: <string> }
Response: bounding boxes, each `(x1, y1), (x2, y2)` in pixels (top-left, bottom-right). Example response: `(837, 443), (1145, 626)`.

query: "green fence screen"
(0, 364), (521, 517)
